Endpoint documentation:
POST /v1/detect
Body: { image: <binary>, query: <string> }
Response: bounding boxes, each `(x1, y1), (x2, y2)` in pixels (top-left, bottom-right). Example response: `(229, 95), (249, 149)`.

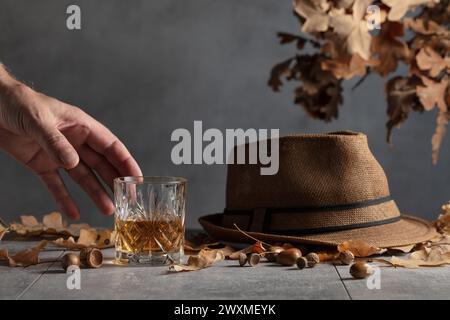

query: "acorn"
(281, 243), (294, 250)
(276, 248), (302, 266)
(339, 250), (355, 265)
(80, 248), (103, 268)
(296, 257), (308, 270)
(238, 252), (247, 267)
(305, 252), (320, 267)
(265, 246), (284, 262)
(61, 253), (80, 271)
(248, 253), (261, 267)
(350, 262), (373, 279)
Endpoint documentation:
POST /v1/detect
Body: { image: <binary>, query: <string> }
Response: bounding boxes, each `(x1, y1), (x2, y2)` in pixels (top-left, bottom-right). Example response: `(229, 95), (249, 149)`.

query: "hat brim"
(198, 213), (438, 248)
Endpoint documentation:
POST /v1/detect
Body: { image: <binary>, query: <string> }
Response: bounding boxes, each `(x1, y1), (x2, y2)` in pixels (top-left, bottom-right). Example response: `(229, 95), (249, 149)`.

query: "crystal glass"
(114, 176), (186, 265)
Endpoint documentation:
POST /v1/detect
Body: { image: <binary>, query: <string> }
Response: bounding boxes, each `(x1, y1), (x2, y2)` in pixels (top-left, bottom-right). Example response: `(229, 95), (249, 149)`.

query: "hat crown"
(226, 131), (390, 209)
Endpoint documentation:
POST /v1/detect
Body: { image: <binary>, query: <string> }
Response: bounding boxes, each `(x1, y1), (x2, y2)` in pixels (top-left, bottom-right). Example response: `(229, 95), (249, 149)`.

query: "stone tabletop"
(1, 236), (450, 300)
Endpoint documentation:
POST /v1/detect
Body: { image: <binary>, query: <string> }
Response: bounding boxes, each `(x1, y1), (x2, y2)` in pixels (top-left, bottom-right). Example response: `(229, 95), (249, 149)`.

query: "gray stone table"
(1, 234), (450, 300)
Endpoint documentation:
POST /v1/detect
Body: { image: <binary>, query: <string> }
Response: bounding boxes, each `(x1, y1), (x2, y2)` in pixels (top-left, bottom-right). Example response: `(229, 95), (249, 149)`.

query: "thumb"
(35, 125), (80, 169)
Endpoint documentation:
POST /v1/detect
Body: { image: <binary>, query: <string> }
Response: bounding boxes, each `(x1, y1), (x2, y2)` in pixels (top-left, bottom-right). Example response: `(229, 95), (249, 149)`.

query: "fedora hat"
(199, 131), (437, 248)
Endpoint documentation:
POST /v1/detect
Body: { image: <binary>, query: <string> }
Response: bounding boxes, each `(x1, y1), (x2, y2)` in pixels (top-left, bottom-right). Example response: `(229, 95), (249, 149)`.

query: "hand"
(0, 66), (142, 220)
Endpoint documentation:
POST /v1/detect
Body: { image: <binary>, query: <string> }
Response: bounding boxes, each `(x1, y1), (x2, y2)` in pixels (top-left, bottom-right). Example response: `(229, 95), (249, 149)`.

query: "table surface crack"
(15, 250), (65, 300)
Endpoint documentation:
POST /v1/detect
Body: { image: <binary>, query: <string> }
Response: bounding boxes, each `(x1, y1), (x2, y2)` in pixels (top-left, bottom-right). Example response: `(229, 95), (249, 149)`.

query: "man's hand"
(0, 65), (141, 220)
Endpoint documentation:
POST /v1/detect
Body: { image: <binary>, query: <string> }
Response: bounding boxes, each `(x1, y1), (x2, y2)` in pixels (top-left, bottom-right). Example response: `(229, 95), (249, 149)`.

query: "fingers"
(66, 161), (115, 216)
(77, 145), (120, 190)
(39, 170), (80, 220)
(84, 116), (142, 177)
(34, 124), (80, 169)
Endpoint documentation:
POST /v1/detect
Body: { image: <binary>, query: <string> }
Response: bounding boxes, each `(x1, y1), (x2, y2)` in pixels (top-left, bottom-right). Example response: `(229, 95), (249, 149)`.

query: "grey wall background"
(0, 0), (448, 229)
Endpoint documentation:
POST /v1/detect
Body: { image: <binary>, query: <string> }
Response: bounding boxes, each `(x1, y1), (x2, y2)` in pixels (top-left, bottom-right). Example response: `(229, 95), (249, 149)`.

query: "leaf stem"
(232, 223), (271, 246)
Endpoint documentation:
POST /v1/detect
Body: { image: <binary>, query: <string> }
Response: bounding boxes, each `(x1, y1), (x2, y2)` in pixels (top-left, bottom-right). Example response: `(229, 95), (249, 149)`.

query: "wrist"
(0, 64), (24, 95)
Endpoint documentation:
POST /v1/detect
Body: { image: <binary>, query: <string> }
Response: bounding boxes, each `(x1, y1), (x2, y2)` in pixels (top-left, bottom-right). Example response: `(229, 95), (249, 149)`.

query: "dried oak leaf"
(0, 240), (48, 267)
(335, 0), (356, 9)
(371, 21), (410, 76)
(289, 53), (343, 121)
(0, 218), (8, 240)
(405, 17), (449, 36)
(169, 249), (224, 272)
(52, 229), (116, 250)
(386, 243), (416, 254)
(268, 57), (294, 92)
(20, 215), (39, 227)
(65, 223), (91, 237)
(76, 228), (98, 246)
(382, 0), (438, 21)
(277, 32), (307, 50)
(416, 46), (450, 78)
(52, 228), (100, 249)
(416, 75), (448, 111)
(337, 239), (386, 257)
(317, 250), (340, 262)
(415, 76), (449, 164)
(293, 0), (331, 33)
(329, 0), (373, 60)
(10, 212), (92, 238)
(53, 237), (85, 250)
(252, 241), (266, 254)
(388, 242), (450, 268)
(385, 76), (422, 143)
(0, 226), (7, 241)
(184, 240), (235, 257)
(228, 245), (254, 260)
(434, 202), (450, 235)
(42, 212), (65, 231)
(432, 108), (450, 165)
(321, 53), (373, 80)
(96, 229), (116, 248)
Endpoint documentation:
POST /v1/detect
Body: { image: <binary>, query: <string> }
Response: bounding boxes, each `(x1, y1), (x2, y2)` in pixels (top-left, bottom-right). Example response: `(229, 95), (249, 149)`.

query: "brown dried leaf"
(20, 215), (39, 227)
(9, 212), (92, 238)
(431, 109), (449, 165)
(416, 46), (450, 78)
(77, 228), (98, 247)
(96, 230), (115, 248)
(385, 76), (422, 143)
(10, 223), (43, 237)
(228, 244), (254, 260)
(321, 53), (373, 80)
(52, 236), (85, 250)
(268, 58), (294, 91)
(434, 202), (450, 235)
(317, 250), (340, 262)
(329, 0), (373, 60)
(65, 223), (91, 237)
(218, 245), (236, 257)
(382, 0), (437, 21)
(0, 226), (7, 241)
(389, 247), (450, 268)
(0, 240), (48, 267)
(42, 212), (65, 231)
(169, 249), (224, 272)
(416, 77), (448, 111)
(337, 240), (386, 257)
(405, 17), (449, 36)
(371, 21), (409, 76)
(252, 241), (266, 254)
(293, 0), (331, 33)
(277, 32), (307, 50)
(386, 244), (416, 253)
(0, 218), (8, 240)
(183, 240), (221, 254)
(52, 229), (114, 250)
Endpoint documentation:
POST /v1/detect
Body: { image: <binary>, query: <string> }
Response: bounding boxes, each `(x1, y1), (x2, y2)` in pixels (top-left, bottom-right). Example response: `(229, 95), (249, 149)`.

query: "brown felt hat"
(199, 131), (437, 248)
